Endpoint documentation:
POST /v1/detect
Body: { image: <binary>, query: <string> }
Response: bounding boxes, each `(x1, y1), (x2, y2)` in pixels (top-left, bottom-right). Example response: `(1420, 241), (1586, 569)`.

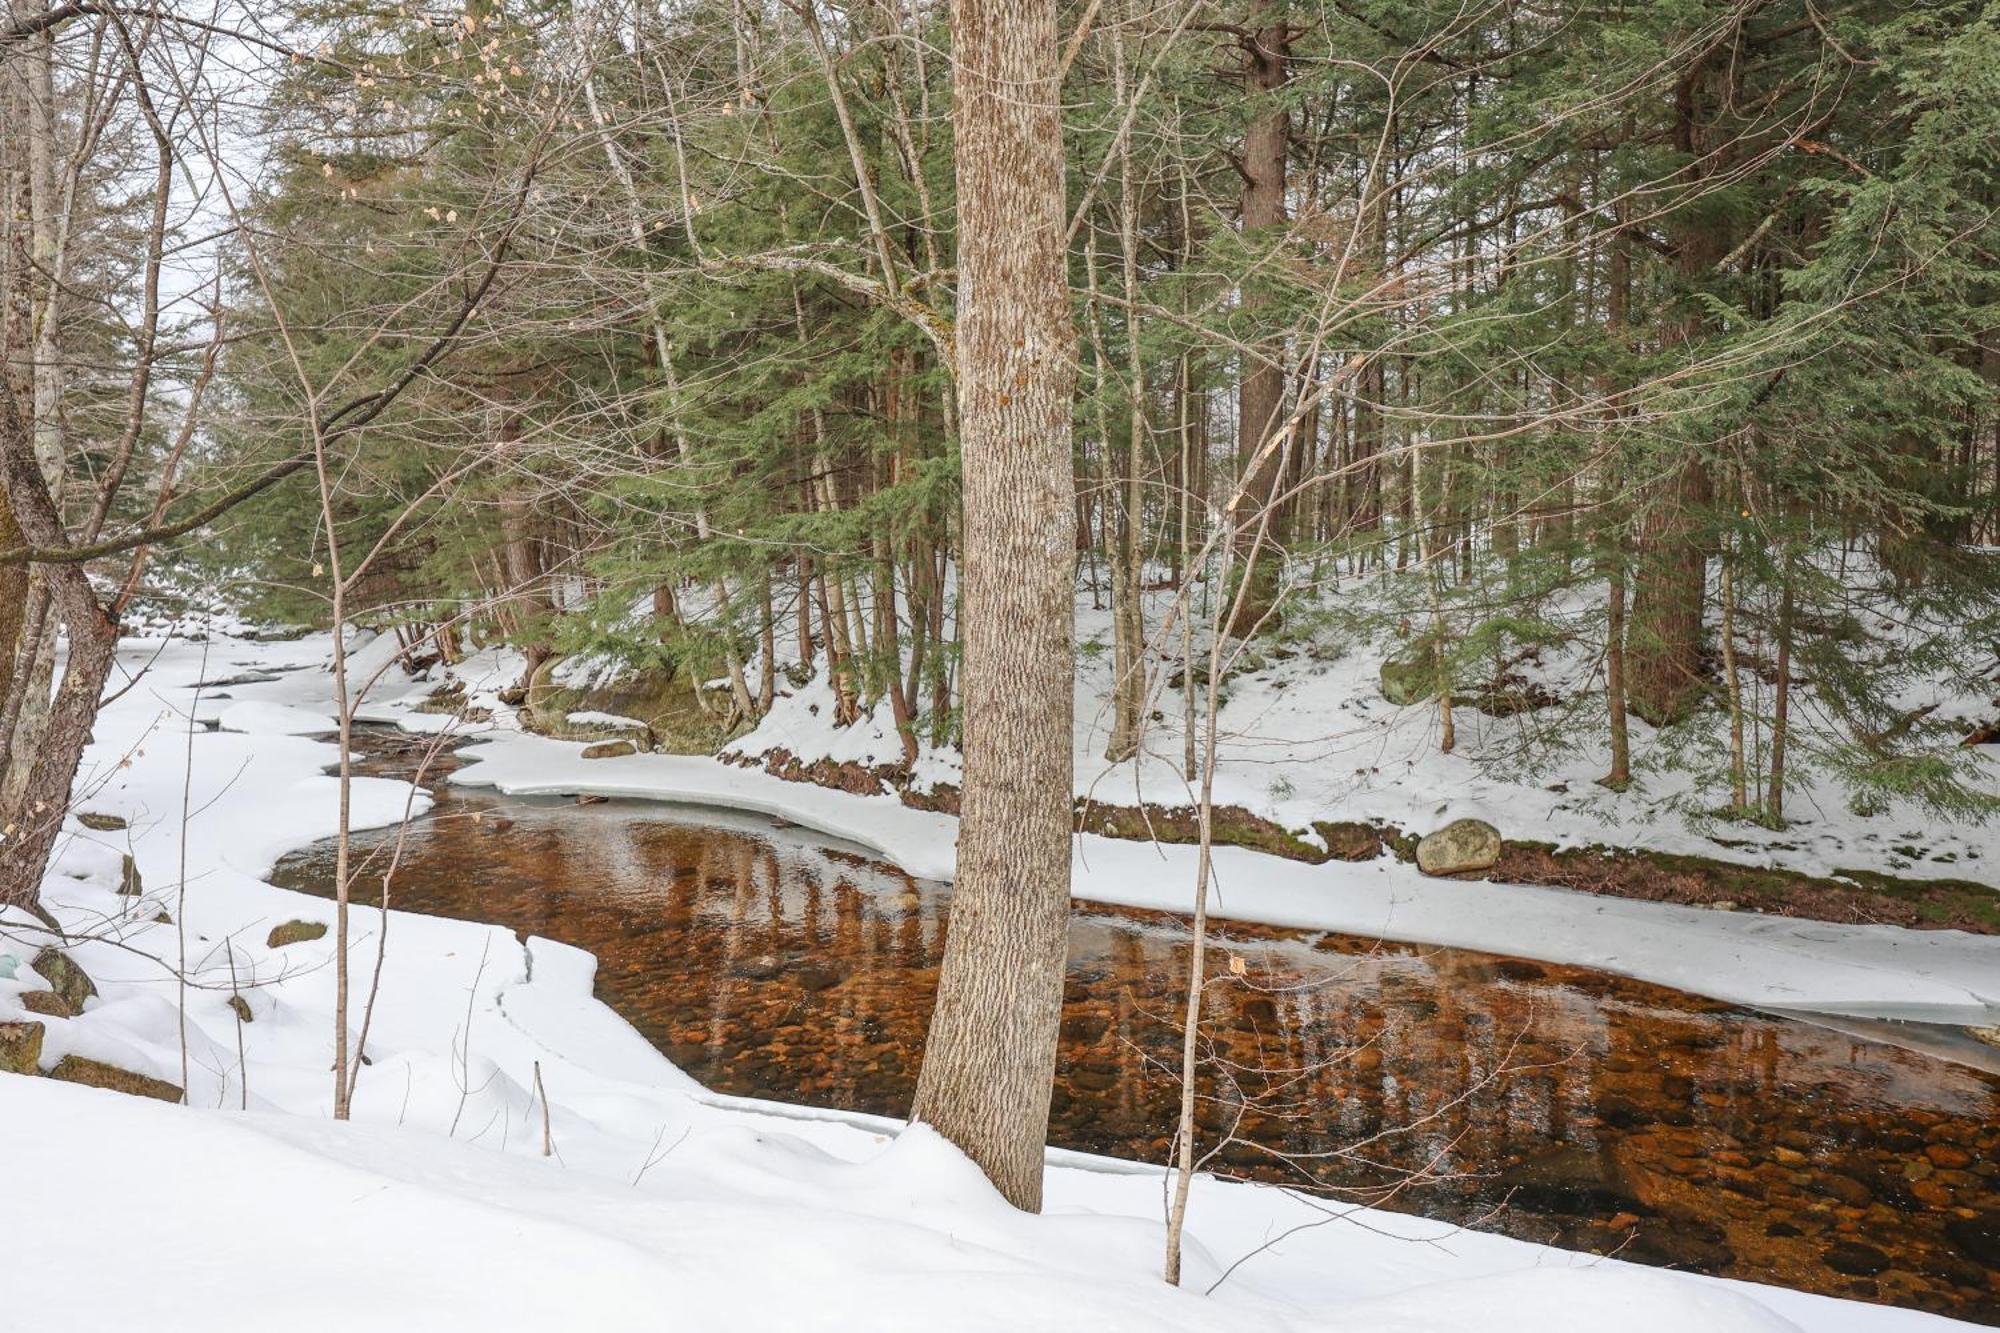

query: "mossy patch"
(1496, 842), (2000, 934)
(267, 919), (328, 949)
(521, 657), (736, 755)
(0, 1020), (43, 1074)
(31, 948), (96, 1013)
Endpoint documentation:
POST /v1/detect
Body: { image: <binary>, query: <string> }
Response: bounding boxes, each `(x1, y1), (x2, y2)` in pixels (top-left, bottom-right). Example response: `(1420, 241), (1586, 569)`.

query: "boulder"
(0, 1020), (43, 1074)
(50, 1055), (182, 1102)
(31, 948), (96, 1013)
(1415, 818), (1502, 876)
(580, 739), (638, 760)
(18, 989), (75, 1019)
(266, 919), (328, 949)
(1379, 655), (1442, 707)
(77, 811), (127, 832)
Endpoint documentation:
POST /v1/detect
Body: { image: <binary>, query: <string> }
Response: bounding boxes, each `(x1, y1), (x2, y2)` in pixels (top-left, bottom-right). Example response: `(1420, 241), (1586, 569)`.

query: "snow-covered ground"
(727, 572), (2000, 885)
(0, 628), (1990, 1331)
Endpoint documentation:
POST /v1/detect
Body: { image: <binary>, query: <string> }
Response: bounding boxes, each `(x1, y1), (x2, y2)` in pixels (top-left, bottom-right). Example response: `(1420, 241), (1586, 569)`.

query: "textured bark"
(1627, 65), (1725, 727)
(1626, 455), (1709, 725)
(1223, 7), (1289, 635)
(911, 0), (1076, 1214)
(0, 377), (115, 909)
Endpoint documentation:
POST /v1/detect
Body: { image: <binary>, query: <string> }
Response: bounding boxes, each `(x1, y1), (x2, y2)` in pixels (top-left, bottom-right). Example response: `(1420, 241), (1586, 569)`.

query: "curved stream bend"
(272, 729), (2000, 1324)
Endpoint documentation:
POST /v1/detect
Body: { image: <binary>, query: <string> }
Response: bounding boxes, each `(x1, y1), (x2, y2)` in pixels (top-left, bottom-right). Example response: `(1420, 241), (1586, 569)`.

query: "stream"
(270, 729), (2000, 1323)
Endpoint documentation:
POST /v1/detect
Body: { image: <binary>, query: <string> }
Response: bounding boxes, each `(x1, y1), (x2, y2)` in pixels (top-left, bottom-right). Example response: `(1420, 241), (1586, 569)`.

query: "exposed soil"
(1487, 843), (2000, 935)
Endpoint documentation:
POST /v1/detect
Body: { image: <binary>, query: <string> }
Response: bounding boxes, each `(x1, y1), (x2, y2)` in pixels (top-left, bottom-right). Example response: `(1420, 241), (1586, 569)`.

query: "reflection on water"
(271, 732), (2000, 1322)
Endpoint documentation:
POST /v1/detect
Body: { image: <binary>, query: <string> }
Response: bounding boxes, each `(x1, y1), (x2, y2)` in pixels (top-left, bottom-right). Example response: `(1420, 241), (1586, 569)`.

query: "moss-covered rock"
(77, 811), (127, 832)
(266, 919), (328, 949)
(1311, 820), (1384, 862)
(1379, 655), (1440, 706)
(1415, 818), (1503, 875)
(50, 1055), (182, 1102)
(0, 1020), (43, 1074)
(31, 948), (96, 1013)
(18, 989), (75, 1019)
(520, 655), (738, 754)
(581, 739), (638, 760)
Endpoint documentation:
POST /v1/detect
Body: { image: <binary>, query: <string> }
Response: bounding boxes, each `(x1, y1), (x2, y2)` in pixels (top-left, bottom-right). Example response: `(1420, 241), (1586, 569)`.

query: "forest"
(1, 0), (1999, 1329)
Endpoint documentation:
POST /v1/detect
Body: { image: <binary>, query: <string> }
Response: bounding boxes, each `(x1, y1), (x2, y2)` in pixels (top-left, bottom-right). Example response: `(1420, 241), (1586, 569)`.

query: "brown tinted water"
(271, 730), (2000, 1323)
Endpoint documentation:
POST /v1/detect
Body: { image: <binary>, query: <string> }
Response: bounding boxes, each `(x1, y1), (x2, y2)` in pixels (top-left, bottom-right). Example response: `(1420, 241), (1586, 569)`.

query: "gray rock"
(31, 948), (96, 1014)
(1415, 818), (1502, 876)
(0, 1020), (43, 1074)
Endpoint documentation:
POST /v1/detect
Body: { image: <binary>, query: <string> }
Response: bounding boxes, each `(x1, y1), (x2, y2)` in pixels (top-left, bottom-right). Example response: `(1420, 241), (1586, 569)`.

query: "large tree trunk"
(0, 376), (116, 909)
(1223, 5), (1288, 635)
(911, 0), (1076, 1214)
(1627, 65), (1726, 727)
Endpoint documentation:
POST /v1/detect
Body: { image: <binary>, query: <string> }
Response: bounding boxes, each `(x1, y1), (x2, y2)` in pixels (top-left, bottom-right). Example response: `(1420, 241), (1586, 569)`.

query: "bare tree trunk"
(1768, 576), (1794, 826)
(1720, 539), (1748, 812)
(1222, 4), (1288, 635)
(911, 0), (1076, 1214)
(1601, 547), (1632, 791)
(1103, 18), (1147, 764)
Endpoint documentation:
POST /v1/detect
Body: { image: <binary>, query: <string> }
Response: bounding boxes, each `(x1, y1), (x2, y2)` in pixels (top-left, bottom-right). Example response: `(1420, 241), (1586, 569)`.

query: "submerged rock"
(31, 948), (96, 1014)
(0, 1020), (43, 1074)
(1415, 818), (1502, 875)
(50, 1055), (182, 1102)
(266, 920), (328, 949)
(1823, 1240), (1892, 1277)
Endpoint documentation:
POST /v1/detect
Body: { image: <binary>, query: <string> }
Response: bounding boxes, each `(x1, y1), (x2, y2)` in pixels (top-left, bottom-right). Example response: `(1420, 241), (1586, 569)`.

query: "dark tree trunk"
(1224, 5), (1288, 635)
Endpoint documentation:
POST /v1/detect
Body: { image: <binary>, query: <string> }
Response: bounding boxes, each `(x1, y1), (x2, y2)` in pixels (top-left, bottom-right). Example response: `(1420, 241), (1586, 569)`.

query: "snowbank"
(446, 728), (2000, 1026)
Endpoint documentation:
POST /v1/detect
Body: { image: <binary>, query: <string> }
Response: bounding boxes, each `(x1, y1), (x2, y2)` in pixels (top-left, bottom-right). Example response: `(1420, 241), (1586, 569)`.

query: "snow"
(0, 626), (1985, 1332)
(446, 728), (2000, 1026)
(730, 570), (2000, 887)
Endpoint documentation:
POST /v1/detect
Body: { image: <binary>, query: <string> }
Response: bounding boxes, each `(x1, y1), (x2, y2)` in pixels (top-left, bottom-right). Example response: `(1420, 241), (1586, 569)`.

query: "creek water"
(270, 729), (2000, 1323)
